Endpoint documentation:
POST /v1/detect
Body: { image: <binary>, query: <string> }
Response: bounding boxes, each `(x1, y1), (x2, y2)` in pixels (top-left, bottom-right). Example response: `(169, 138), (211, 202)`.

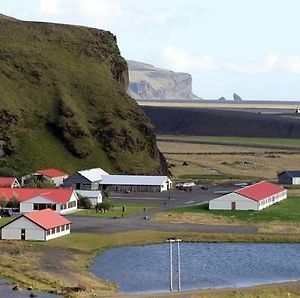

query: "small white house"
(76, 190), (102, 206)
(21, 168), (69, 187)
(1, 209), (71, 241)
(209, 181), (287, 211)
(278, 171), (300, 185)
(0, 188), (78, 214)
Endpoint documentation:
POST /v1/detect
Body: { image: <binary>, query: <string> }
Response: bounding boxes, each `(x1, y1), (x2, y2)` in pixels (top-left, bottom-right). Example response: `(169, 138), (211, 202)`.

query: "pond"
(90, 242), (300, 293)
(0, 279), (59, 297)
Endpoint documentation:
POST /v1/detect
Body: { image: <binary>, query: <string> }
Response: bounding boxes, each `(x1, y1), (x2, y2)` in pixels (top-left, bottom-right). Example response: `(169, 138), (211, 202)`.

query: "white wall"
(209, 192), (258, 210)
(257, 190), (287, 210)
(58, 192), (78, 214)
(1, 217), (45, 241)
(45, 224), (70, 240)
(44, 175), (68, 187)
(293, 177), (300, 185)
(76, 190), (102, 206)
(20, 196), (57, 213)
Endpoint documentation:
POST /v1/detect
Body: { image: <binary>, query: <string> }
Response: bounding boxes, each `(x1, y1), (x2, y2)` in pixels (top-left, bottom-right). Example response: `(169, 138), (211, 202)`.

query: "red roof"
(0, 177), (17, 188)
(36, 168), (68, 178)
(0, 188), (75, 203)
(24, 209), (71, 229)
(235, 181), (286, 202)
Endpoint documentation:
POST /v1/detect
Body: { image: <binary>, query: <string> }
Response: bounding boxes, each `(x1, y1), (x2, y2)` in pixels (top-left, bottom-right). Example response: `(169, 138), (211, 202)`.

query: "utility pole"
(176, 238), (182, 291)
(166, 238), (182, 292)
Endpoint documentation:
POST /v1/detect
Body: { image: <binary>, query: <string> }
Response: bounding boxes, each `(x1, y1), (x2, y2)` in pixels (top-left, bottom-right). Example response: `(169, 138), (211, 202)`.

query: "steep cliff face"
(0, 16), (166, 175)
(127, 60), (199, 100)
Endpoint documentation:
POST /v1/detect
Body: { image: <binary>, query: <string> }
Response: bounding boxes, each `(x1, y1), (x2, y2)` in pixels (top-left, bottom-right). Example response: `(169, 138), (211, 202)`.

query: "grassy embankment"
(1, 230), (300, 298)
(157, 135), (300, 182)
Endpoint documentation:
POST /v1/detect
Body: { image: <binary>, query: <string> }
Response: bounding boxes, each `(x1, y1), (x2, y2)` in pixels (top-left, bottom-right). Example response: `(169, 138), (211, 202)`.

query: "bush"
(24, 177), (55, 188)
(95, 200), (112, 213)
(78, 196), (92, 209)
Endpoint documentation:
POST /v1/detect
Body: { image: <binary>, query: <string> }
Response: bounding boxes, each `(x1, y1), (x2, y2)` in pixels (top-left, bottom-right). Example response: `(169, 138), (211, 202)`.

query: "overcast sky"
(1, 0), (300, 100)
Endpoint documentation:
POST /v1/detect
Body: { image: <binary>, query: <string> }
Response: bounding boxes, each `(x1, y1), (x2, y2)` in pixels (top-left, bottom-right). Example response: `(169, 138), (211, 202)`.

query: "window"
(61, 225), (65, 231)
(68, 201), (76, 208)
(66, 224), (70, 230)
(51, 228), (55, 234)
(47, 230), (50, 235)
(33, 203), (56, 211)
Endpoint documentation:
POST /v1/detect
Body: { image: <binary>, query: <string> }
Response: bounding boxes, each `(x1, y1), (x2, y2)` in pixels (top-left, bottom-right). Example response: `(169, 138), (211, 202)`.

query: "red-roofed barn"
(0, 188), (78, 214)
(1, 209), (71, 241)
(209, 181), (287, 211)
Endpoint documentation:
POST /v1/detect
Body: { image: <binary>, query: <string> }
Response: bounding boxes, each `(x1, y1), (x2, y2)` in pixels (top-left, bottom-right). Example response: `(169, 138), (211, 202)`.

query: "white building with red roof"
(0, 188), (78, 214)
(0, 177), (20, 188)
(21, 168), (69, 187)
(1, 209), (71, 241)
(209, 181), (287, 211)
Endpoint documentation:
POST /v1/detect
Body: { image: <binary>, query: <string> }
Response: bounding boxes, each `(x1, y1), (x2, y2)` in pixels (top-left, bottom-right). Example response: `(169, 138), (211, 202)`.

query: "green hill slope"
(0, 16), (166, 175)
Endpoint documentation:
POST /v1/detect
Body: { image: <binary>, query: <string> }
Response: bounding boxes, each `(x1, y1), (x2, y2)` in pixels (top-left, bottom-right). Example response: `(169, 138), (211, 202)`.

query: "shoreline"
(110, 280), (300, 297)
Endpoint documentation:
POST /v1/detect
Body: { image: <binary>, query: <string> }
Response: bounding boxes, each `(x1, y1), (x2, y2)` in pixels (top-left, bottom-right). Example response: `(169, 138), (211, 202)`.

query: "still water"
(90, 242), (300, 293)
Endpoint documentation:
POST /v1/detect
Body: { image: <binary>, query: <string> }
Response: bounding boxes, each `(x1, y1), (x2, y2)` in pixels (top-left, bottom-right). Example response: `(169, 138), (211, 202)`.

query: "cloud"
(163, 46), (300, 75)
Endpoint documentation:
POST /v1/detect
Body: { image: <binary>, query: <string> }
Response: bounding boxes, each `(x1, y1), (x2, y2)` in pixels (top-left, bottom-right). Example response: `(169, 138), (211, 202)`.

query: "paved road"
(68, 185), (258, 234)
(67, 215), (258, 234)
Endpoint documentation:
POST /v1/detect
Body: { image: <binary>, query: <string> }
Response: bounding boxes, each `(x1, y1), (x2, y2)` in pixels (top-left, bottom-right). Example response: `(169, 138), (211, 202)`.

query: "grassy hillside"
(0, 16), (165, 175)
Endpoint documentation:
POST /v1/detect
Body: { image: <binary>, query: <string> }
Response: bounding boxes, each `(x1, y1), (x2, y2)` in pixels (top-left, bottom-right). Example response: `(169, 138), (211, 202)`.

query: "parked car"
(0, 209), (12, 217)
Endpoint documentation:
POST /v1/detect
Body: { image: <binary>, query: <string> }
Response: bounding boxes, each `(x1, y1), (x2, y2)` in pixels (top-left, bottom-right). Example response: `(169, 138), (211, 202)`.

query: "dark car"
(0, 209), (12, 217)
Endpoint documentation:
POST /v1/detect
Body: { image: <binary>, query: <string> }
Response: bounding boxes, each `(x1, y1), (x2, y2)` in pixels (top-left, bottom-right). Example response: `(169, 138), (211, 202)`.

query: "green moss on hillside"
(0, 18), (165, 175)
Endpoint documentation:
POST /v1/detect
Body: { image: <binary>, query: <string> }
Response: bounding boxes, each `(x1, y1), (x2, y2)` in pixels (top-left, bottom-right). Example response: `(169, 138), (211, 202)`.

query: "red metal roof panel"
(24, 209), (71, 229)
(36, 168), (68, 178)
(235, 181), (286, 202)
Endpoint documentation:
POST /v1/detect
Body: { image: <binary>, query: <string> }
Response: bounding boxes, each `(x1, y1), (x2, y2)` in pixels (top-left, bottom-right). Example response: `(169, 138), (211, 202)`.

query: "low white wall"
(45, 227), (70, 240)
(209, 193), (257, 210)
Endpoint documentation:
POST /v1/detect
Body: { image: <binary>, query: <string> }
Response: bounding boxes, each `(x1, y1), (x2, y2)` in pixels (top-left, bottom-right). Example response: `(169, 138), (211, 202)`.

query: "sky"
(1, 0), (300, 100)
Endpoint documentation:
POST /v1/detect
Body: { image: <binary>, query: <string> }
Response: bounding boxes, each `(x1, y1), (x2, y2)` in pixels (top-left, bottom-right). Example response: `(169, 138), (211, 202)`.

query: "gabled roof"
(78, 168), (109, 182)
(24, 209), (71, 229)
(279, 170), (300, 178)
(235, 181), (286, 202)
(100, 175), (170, 186)
(0, 177), (18, 188)
(0, 188), (75, 203)
(36, 168), (68, 178)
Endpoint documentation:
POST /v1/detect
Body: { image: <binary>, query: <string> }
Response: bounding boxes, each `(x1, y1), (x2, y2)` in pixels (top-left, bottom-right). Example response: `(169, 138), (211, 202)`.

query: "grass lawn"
(170, 196), (300, 222)
(73, 202), (159, 218)
(0, 216), (15, 227)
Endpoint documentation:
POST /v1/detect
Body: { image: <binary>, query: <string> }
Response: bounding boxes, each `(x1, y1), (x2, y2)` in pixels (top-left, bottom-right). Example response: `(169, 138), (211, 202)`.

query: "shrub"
(78, 196), (92, 209)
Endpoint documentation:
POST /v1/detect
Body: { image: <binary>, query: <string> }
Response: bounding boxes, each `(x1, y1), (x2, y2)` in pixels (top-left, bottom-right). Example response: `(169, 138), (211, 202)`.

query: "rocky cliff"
(127, 60), (199, 100)
(0, 16), (166, 175)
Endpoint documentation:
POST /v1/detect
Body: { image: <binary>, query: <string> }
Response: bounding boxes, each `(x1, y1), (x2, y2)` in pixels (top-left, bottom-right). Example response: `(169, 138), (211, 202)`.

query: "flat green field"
(73, 202), (159, 218)
(171, 196), (300, 222)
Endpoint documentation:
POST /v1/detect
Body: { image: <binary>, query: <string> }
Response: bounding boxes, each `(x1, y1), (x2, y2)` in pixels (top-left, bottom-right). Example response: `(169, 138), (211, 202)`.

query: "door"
(231, 202), (236, 211)
(21, 229), (26, 240)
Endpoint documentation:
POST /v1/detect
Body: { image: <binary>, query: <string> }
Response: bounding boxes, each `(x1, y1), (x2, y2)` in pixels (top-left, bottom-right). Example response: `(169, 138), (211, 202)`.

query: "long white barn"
(209, 181), (287, 211)
(100, 175), (172, 192)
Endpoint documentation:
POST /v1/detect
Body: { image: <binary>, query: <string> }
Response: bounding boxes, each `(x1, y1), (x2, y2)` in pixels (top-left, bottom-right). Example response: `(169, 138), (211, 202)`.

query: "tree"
(78, 196), (92, 209)
(95, 200), (112, 213)
(24, 177), (55, 189)
(6, 196), (19, 211)
(0, 196), (8, 208)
